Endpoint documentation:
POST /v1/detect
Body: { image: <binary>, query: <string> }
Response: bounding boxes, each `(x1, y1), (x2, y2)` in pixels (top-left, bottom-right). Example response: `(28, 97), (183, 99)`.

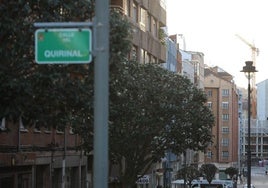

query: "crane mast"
(235, 34), (259, 119)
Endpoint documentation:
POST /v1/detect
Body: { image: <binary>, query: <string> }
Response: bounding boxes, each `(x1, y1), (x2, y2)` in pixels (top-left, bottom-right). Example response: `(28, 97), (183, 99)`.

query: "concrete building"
(257, 79), (268, 121)
(204, 66), (239, 179)
(239, 79), (268, 170)
(111, 0), (167, 64)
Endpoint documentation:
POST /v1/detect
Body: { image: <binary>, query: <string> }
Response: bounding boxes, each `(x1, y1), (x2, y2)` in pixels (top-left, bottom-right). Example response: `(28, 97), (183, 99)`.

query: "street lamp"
(241, 61), (257, 188)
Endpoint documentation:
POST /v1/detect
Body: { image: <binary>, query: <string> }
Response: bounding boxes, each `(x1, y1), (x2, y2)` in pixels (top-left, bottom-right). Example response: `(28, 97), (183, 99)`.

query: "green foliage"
(74, 10), (134, 154)
(0, 0), (94, 151)
(109, 10), (133, 64)
(200, 163), (218, 184)
(0, 0), (92, 123)
(224, 167), (238, 179)
(108, 60), (214, 187)
(159, 28), (167, 46)
(177, 165), (200, 186)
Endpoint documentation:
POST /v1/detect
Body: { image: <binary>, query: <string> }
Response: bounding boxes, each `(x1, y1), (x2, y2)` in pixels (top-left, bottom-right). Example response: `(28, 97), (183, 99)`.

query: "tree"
(107, 60), (215, 187)
(0, 0), (93, 126)
(200, 163), (218, 184)
(177, 165), (200, 187)
(225, 167), (238, 179)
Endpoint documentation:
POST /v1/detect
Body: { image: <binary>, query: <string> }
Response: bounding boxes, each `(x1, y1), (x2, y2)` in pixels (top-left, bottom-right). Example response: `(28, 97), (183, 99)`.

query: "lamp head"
(241, 61), (257, 73)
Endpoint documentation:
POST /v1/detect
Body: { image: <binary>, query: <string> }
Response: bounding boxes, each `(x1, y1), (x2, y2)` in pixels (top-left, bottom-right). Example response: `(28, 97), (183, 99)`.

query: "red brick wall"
(0, 120), (81, 148)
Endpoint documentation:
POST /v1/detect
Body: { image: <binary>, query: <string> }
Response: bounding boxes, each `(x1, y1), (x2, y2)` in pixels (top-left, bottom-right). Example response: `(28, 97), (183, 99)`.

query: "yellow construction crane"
(235, 34), (259, 86)
(235, 34), (259, 118)
(235, 34), (259, 61)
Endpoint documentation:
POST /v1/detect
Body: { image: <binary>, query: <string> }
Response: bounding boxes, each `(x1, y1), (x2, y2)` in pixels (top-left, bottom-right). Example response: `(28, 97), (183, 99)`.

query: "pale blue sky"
(166, 0), (268, 88)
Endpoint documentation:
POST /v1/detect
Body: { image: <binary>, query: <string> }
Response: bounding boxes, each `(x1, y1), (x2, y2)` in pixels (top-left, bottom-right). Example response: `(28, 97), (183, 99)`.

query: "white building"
(180, 50), (194, 83)
(163, 37), (178, 72)
(257, 79), (268, 121)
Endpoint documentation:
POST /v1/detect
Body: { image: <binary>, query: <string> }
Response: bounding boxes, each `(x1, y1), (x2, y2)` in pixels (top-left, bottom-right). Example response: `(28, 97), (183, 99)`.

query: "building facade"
(204, 66), (239, 179)
(239, 79), (268, 170)
(257, 79), (268, 121)
(162, 36), (179, 72)
(0, 117), (87, 188)
(111, 0), (167, 64)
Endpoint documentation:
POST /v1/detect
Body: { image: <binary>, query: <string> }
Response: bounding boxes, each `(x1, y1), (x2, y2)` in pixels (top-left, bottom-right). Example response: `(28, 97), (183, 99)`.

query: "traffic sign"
(35, 28), (92, 64)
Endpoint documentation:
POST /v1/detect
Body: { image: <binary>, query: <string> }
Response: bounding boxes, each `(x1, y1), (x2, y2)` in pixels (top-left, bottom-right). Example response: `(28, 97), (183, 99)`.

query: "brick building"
(204, 66), (239, 179)
(0, 117), (87, 188)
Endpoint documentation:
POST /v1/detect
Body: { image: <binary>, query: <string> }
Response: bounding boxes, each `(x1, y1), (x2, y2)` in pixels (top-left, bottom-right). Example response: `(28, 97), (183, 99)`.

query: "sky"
(166, 0), (268, 88)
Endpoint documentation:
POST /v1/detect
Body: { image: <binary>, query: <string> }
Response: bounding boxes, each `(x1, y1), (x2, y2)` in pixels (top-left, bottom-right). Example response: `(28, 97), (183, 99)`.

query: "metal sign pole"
(93, 0), (109, 188)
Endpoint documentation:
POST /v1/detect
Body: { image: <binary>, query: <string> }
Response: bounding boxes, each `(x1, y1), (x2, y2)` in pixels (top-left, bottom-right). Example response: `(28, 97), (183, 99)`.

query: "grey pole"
(94, 0), (109, 188)
(241, 61), (257, 188)
(247, 73), (251, 188)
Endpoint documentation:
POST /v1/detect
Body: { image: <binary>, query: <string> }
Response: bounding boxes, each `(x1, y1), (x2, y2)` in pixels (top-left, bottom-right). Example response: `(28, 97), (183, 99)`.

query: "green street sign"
(35, 28), (92, 64)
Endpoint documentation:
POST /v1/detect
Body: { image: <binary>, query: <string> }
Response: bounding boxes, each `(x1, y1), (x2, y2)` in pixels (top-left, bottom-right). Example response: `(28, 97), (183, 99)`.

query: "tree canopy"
(0, 0), (93, 127)
(200, 163), (218, 184)
(177, 165), (200, 187)
(225, 167), (238, 179)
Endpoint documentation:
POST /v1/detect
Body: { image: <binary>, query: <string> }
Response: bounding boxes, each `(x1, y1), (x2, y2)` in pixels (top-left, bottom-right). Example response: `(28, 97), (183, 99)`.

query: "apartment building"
(111, 0), (167, 64)
(204, 66), (239, 179)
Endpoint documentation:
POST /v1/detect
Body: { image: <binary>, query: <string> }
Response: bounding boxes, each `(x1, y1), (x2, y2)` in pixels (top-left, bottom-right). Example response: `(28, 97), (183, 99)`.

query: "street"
(237, 167), (268, 188)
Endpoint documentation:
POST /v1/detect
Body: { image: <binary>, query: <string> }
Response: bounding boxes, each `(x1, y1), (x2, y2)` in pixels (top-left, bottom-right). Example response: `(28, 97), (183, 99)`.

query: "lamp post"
(241, 61), (257, 188)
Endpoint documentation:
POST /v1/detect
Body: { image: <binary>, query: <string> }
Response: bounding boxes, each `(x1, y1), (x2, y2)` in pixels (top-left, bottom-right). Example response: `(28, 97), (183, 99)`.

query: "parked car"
(243, 184), (255, 188)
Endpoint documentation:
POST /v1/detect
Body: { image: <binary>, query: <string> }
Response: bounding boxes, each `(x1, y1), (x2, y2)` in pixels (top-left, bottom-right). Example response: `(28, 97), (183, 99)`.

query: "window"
(222, 127), (229, 134)
(69, 126), (75, 134)
(126, 0), (131, 17)
(222, 89), (229, 97)
(140, 7), (147, 31)
(19, 116), (28, 133)
(130, 45), (137, 61)
(44, 124), (51, 134)
(56, 126), (64, 134)
(132, 2), (138, 23)
(222, 114), (229, 121)
(222, 138), (229, 146)
(152, 17), (157, 37)
(151, 56), (157, 63)
(207, 151), (212, 158)
(140, 49), (145, 64)
(207, 90), (212, 97)
(222, 102), (229, 109)
(0, 117), (6, 131)
(145, 52), (150, 64)
(222, 151), (229, 158)
(147, 14), (151, 32)
(207, 102), (212, 109)
(34, 121), (41, 133)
